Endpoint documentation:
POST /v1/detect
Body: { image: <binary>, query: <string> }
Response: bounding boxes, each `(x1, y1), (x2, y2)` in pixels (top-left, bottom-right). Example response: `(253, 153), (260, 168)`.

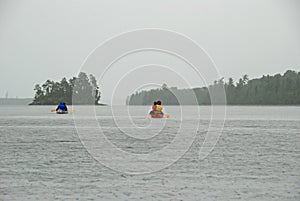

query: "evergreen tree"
(31, 72), (101, 105)
(128, 70), (300, 105)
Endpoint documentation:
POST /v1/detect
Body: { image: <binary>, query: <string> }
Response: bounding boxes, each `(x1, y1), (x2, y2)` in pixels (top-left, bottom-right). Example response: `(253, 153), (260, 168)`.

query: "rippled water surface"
(0, 105), (299, 200)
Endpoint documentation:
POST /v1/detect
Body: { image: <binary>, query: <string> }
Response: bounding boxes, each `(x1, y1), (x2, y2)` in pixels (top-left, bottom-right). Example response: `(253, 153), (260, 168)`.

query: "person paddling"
(148, 100), (169, 118)
(150, 101), (157, 115)
(56, 101), (68, 112)
(154, 100), (164, 115)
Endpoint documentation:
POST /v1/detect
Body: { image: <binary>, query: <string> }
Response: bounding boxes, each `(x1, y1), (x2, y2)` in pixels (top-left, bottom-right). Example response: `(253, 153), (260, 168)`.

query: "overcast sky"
(0, 0), (299, 103)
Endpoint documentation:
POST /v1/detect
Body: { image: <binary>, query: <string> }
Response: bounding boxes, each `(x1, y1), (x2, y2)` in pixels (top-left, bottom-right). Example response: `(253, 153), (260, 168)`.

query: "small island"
(30, 72), (103, 105)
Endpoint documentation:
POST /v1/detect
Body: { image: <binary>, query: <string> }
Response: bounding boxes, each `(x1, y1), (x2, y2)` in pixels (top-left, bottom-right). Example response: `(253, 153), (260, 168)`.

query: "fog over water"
(0, 0), (300, 102)
(0, 1), (300, 200)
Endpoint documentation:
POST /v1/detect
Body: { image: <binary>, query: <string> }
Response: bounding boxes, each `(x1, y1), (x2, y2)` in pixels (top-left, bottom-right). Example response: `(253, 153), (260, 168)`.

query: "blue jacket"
(56, 102), (68, 111)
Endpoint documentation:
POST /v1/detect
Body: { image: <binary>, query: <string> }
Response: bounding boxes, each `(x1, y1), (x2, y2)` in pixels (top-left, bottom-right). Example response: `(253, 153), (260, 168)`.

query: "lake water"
(0, 106), (299, 200)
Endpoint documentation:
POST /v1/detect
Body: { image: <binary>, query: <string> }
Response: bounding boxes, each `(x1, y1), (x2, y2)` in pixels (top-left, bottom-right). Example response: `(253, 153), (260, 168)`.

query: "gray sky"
(1, 0), (300, 103)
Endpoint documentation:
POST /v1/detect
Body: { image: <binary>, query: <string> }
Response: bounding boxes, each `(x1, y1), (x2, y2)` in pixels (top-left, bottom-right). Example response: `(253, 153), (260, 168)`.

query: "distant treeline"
(0, 98), (33, 105)
(30, 72), (101, 105)
(128, 70), (300, 105)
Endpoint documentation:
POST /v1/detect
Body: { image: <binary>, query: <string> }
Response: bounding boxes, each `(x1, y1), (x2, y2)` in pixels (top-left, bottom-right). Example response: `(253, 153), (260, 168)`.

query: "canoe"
(149, 113), (164, 118)
(56, 109), (68, 114)
(148, 113), (170, 118)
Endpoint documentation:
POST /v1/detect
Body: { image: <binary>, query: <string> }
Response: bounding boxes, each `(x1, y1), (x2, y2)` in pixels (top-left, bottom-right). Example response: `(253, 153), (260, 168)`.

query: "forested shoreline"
(30, 72), (101, 105)
(128, 70), (300, 105)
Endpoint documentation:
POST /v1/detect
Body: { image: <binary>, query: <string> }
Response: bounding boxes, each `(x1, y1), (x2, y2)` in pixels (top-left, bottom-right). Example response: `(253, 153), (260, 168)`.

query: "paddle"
(164, 113), (170, 118)
(51, 109), (74, 113)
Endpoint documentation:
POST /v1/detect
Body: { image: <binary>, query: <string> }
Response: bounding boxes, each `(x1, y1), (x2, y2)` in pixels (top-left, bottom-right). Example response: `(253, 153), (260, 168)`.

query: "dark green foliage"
(129, 84), (179, 105)
(128, 70), (300, 105)
(31, 72), (101, 105)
